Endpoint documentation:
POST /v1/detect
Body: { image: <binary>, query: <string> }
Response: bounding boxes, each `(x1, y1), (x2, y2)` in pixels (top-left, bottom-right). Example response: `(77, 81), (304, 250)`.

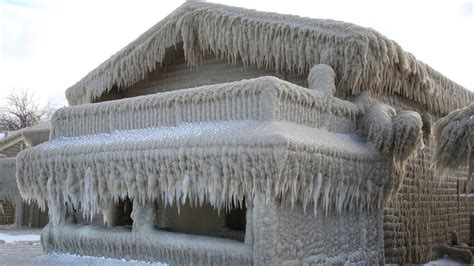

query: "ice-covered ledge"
(41, 223), (253, 265)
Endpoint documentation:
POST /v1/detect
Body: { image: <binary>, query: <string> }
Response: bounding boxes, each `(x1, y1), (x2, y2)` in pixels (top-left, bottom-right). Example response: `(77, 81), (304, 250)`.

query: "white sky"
(0, 0), (472, 108)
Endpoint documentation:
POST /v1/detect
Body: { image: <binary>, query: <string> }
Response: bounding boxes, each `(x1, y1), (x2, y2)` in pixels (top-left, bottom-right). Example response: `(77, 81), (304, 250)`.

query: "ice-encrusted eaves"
(65, 2), (472, 115)
(18, 120), (390, 225)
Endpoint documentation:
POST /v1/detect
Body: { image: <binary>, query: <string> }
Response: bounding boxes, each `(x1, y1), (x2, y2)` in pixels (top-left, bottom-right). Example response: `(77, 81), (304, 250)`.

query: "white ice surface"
(0, 233), (40, 243)
(423, 256), (467, 266)
(0, 229), (167, 265)
(33, 253), (167, 265)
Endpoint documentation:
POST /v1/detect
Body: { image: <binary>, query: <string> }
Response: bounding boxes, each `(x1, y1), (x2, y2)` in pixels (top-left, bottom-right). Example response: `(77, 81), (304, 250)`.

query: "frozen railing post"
(308, 64), (336, 129)
(308, 64), (336, 98)
(102, 201), (119, 227)
(131, 201), (157, 233)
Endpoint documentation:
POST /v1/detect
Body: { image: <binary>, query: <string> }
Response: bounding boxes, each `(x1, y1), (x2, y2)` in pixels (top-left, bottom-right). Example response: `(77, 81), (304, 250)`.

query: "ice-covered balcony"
(16, 65), (422, 264)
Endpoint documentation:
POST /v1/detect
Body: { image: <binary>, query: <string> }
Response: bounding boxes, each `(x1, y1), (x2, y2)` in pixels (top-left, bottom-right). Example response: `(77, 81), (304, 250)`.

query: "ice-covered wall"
(368, 93), (474, 264)
(0, 157), (19, 204)
(0, 157), (49, 228)
(252, 196), (383, 264)
(95, 49), (308, 103)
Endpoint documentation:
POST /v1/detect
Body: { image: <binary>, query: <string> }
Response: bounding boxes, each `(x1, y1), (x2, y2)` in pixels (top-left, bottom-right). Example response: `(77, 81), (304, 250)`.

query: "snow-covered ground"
(0, 232), (40, 243)
(28, 253), (166, 265)
(423, 257), (467, 266)
(0, 226), (467, 265)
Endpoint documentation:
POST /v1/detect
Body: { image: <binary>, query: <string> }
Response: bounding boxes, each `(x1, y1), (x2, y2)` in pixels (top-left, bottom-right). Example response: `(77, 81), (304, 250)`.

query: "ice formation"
(14, 1), (472, 264)
(18, 76), (401, 226)
(0, 157), (20, 204)
(41, 223), (253, 265)
(0, 121), (51, 228)
(433, 103), (474, 191)
(64, 2), (472, 115)
(364, 104), (423, 197)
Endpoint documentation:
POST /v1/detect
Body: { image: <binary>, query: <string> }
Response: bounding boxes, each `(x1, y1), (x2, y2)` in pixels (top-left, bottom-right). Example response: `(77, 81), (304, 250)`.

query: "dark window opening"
(158, 200), (246, 242)
(115, 197), (133, 227)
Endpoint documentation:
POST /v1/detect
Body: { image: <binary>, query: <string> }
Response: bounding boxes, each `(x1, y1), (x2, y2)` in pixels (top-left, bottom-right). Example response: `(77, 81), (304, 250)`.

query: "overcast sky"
(0, 0), (472, 108)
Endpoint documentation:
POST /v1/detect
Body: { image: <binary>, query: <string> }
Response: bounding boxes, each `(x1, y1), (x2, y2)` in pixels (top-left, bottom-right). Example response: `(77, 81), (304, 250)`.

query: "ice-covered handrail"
(308, 64), (336, 98)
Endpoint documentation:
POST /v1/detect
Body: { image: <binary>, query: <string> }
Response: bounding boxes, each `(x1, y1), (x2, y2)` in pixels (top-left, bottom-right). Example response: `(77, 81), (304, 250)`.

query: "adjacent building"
(0, 121), (50, 227)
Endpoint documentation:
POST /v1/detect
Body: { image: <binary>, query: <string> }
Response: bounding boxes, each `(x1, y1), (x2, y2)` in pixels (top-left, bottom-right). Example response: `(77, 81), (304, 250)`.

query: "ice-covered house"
(0, 121), (50, 227)
(16, 1), (473, 264)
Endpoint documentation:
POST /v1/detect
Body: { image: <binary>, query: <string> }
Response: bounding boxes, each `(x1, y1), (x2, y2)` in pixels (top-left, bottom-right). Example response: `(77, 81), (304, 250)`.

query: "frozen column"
(102, 200), (119, 227)
(131, 201), (157, 233)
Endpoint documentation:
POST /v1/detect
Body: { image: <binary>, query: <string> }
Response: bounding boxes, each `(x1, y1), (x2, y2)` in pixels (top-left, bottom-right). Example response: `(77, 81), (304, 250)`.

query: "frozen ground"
(0, 225), (467, 265)
(0, 225), (166, 265)
(423, 257), (467, 266)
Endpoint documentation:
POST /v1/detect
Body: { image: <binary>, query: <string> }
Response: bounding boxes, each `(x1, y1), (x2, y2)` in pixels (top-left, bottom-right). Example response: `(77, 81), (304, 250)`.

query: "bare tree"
(0, 90), (55, 132)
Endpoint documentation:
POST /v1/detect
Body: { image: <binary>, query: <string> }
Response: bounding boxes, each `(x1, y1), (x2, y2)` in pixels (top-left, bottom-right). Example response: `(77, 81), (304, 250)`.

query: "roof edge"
(65, 1), (472, 115)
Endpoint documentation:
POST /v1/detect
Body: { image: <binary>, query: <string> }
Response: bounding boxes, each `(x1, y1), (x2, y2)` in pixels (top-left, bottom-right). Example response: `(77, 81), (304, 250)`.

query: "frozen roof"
(0, 121), (51, 157)
(65, 1), (472, 115)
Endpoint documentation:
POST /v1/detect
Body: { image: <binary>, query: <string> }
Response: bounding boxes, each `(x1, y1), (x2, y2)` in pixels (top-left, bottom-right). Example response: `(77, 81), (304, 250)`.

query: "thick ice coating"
(18, 73), (423, 225)
(64, 2), (472, 116)
(433, 103), (474, 191)
(0, 157), (19, 203)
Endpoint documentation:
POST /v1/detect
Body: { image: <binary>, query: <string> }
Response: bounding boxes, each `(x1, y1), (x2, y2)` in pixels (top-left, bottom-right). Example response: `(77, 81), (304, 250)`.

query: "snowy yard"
(0, 225), (467, 265)
(0, 225), (165, 265)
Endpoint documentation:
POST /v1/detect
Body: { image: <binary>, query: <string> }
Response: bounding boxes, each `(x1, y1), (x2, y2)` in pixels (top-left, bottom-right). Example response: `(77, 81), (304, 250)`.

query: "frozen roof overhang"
(65, 2), (473, 115)
(19, 77), (394, 224)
